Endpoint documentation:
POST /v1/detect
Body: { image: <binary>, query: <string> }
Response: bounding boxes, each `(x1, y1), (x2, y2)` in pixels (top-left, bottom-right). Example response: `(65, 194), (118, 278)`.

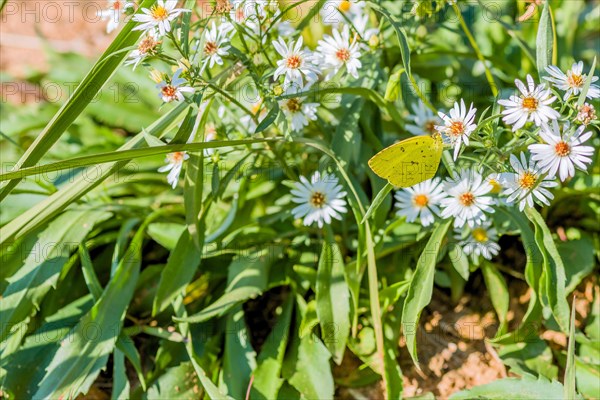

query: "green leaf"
(0, 295), (93, 399)
(111, 350), (130, 400)
(449, 243), (470, 281)
(251, 295), (294, 400)
(153, 229), (203, 315)
(536, 0), (554, 77)
(368, 2), (411, 77)
(361, 183), (393, 223)
(147, 222), (186, 251)
(32, 213), (153, 398)
(401, 219), (452, 366)
(79, 244), (103, 301)
(564, 297), (577, 400)
(558, 237), (596, 294)
(492, 208), (543, 344)
(384, 69), (403, 102)
(0, 138), (280, 182)
(0, 102), (188, 247)
(115, 335), (146, 391)
(174, 248), (277, 323)
(450, 376), (567, 400)
(146, 362), (200, 399)
(0, 0), (155, 200)
(481, 262), (509, 335)
(525, 207), (570, 333)
(0, 209), (111, 341)
(254, 103), (279, 134)
(222, 307), (256, 399)
(577, 57), (597, 107)
(287, 296), (335, 400)
(316, 235), (350, 365)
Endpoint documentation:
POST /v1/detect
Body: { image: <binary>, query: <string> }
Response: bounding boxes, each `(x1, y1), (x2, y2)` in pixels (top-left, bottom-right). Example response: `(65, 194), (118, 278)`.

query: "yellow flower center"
(310, 191), (326, 208)
(519, 171), (537, 190)
(522, 96), (538, 111)
(567, 73), (583, 88)
(139, 36), (160, 54)
(161, 85), (177, 99)
(286, 55), (302, 69)
(413, 194), (429, 208)
(151, 5), (169, 20)
(488, 179), (502, 194)
(459, 192), (475, 206)
(335, 48), (351, 62)
(339, 0), (352, 12)
(424, 120), (436, 135)
(472, 227), (488, 243)
(286, 98), (301, 113)
(448, 121), (464, 137)
(554, 141), (570, 157)
(168, 152), (185, 162)
(204, 41), (218, 55)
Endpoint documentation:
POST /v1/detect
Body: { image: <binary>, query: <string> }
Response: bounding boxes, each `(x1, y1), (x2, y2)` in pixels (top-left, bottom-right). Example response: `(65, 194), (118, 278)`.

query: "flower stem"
(453, 4), (498, 98)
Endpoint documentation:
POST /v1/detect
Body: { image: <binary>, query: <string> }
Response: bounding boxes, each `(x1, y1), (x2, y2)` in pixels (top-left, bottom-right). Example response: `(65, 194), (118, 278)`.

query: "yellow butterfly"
(368, 134), (444, 188)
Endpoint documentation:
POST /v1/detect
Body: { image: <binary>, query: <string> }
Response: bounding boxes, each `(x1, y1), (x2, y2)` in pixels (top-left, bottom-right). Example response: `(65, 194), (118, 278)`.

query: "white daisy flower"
(440, 169), (495, 228)
(455, 221), (501, 263)
(156, 69), (195, 103)
(316, 25), (362, 79)
(133, 0), (190, 36)
(125, 29), (161, 69)
(544, 61), (600, 101)
(576, 103), (597, 126)
(395, 178), (446, 227)
(500, 152), (558, 211)
(200, 22), (234, 72)
(273, 37), (319, 87)
(406, 101), (441, 136)
(97, 0), (133, 33)
(290, 172), (348, 228)
(528, 121), (594, 182)
(159, 151), (189, 189)
(498, 74), (560, 131)
(435, 99), (477, 160)
(278, 86), (318, 133)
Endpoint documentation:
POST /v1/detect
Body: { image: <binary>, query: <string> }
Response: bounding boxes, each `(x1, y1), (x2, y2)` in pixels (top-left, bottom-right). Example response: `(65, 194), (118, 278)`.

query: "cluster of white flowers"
(391, 63), (598, 262)
(105, 1), (597, 264)
(111, 0), (378, 188)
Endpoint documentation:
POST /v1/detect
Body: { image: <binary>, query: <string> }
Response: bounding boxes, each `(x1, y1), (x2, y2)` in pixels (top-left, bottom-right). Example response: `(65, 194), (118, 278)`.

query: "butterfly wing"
(368, 136), (443, 188)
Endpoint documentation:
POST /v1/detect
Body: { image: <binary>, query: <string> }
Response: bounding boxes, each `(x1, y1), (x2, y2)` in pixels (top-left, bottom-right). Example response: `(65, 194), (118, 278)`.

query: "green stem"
(453, 4), (498, 97)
